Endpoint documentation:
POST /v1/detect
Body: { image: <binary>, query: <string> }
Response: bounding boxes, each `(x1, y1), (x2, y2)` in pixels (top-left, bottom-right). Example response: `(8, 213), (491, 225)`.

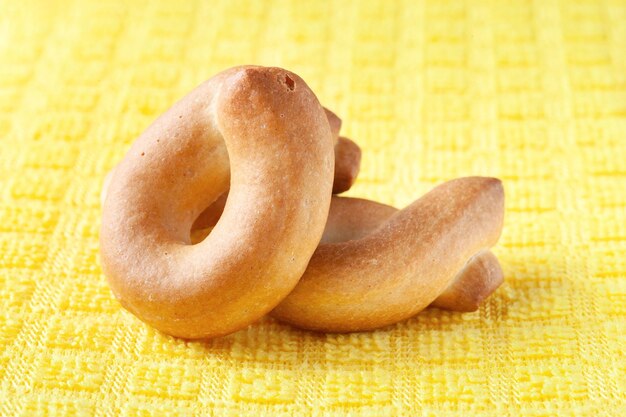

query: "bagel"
(270, 177), (505, 332)
(322, 107), (361, 194)
(100, 66), (335, 339)
(332, 137), (361, 194)
(316, 195), (504, 313)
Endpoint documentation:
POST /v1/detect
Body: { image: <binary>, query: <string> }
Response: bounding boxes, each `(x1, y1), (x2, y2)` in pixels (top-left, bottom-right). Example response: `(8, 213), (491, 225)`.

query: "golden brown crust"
(270, 177), (505, 332)
(430, 250), (503, 312)
(100, 66), (335, 339)
(320, 197), (504, 311)
(320, 197), (397, 244)
(324, 107), (342, 139)
(332, 137), (362, 194)
(321, 108), (362, 194)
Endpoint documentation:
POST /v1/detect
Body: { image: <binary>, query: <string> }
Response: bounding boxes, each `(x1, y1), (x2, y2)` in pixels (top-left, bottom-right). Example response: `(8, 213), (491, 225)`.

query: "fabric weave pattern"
(0, 0), (625, 415)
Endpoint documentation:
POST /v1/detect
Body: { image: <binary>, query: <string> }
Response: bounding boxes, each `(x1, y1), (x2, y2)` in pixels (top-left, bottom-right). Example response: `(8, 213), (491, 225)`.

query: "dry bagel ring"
(270, 177), (505, 332)
(321, 108), (361, 193)
(332, 136), (361, 194)
(100, 66), (335, 339)
(317, 196), (504, 312)
(189, 186), (504, 316)
(430, 250), (503, 312)
(324, 107), (342, 139)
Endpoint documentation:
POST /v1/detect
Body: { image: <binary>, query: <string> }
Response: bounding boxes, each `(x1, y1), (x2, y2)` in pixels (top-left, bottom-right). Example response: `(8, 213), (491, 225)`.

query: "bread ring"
(317, 196), (504, 313)
(324, 107), (341, 140)
(188, 183), (504, 320)
(322, 108), (361, 194)
(270, 177), (505, 332)
(100, 66), (335, 339)
(430, 249), (503, 312)
(332, 136), (361, 194)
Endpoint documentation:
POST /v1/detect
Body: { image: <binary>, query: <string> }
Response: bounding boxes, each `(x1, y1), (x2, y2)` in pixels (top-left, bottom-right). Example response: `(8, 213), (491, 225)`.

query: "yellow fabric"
(1, 0), (625, 415)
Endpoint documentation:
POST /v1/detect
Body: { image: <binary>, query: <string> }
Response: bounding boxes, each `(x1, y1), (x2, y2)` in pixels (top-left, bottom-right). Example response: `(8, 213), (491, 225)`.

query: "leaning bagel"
(100, 66), (335, 339)
(270, 177), (505, 332)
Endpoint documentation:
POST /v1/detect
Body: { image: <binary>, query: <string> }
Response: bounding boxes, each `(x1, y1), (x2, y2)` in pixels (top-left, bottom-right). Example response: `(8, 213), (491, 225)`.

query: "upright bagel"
(270, 177), (505, 332)
(100, 66), (335, 339)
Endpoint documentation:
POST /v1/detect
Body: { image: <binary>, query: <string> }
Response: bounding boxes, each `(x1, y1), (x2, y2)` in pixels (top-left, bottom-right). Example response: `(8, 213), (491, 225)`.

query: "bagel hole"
(190, 227), (213, 244)
(284, 75), (295, 91)
(189, 192), (228, 244)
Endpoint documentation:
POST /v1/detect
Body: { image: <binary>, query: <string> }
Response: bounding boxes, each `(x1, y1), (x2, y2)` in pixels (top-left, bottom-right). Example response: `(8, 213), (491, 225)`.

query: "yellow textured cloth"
(1, 0), (625, 415)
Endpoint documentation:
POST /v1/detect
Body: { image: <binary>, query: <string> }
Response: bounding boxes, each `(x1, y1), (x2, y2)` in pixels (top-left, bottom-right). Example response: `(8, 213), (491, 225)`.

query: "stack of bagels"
(100, 66), (504, 339)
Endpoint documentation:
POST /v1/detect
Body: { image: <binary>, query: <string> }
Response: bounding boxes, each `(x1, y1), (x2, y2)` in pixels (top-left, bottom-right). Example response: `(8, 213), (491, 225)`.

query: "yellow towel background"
(1, 0), (625, 415)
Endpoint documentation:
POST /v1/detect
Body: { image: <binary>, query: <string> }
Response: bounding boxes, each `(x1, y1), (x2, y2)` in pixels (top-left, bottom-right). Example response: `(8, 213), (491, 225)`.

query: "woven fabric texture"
(1, 0), (625, 415)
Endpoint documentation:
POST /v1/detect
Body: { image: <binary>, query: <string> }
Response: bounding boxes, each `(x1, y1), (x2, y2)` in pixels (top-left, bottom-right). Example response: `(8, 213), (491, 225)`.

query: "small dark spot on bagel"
(141, 152), (145, 156)
(178, 115), (182, 119)
(280, 113), (285, 118)
(284, 75), (295, 91)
